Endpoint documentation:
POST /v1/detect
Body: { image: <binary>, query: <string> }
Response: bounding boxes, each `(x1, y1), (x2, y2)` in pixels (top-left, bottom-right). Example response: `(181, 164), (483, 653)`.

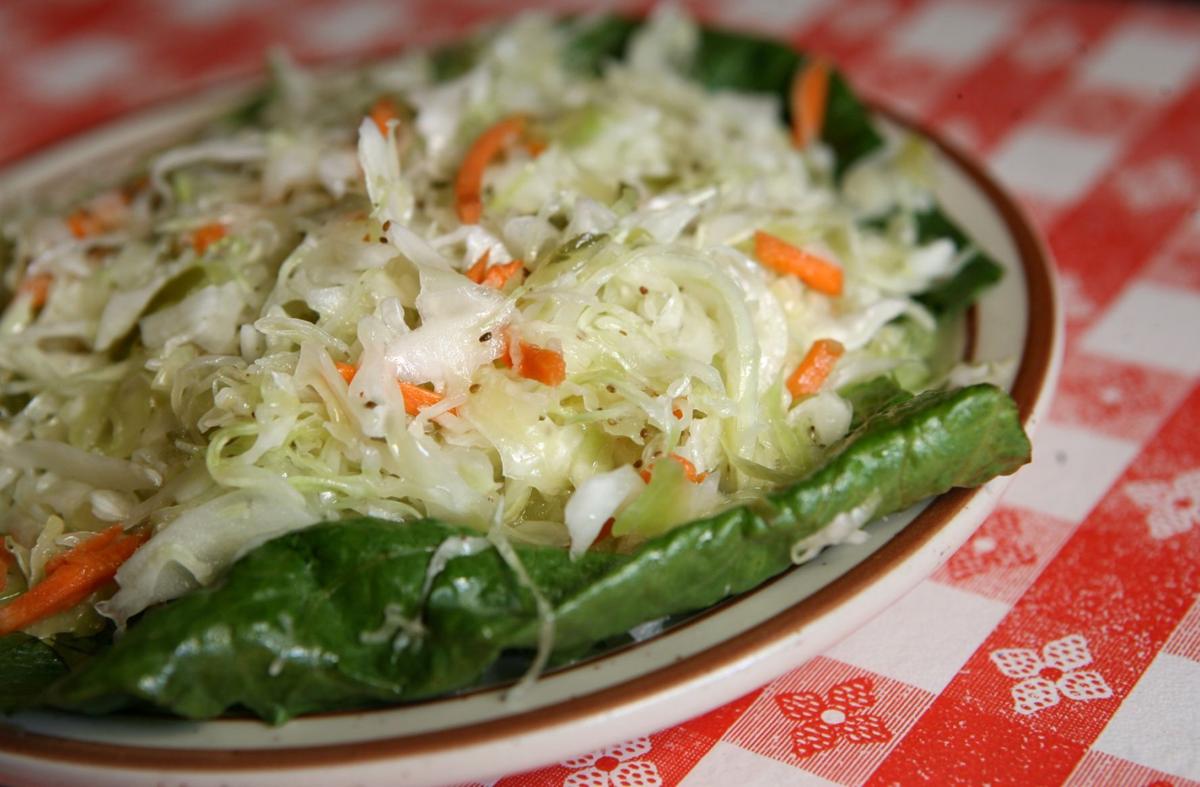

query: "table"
(2, 1), (1198, 784)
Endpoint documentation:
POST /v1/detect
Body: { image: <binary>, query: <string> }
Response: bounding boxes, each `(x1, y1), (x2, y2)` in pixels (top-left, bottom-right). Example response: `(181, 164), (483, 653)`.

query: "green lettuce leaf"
(0, 633), (69, 711)
(42, 384), (1028, 722)
(913, 206), (1005, 315)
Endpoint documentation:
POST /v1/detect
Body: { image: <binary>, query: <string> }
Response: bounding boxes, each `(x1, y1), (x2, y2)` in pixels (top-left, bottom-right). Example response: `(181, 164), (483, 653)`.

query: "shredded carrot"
(454, 115), (527, 224)
(191, 223), (227, 255)
(369, 96), (401, 136)
(640, 454), (708, 484)
(516, 342), (565, 386)
(43, 526), (122, 576)
(18, 273), (53, 309)
(397, 382), (445, 416)
(334, 362), (448, 416)
(121, 174), (149, 202)
(596, 516), (616, 543)
(790, 58), (830, 149)
(753, 231), (843, 296)
(465, 250), (491, 284)
(466, 251), (524, 290)
(523, 136), (548, 157)
(66, 209), (100, 239)
(0, 525), (147, 636)
(787, 338), (844, 399)
(481, 259), (524, 290)
(65, 190), (129, 239)
(498, 328), (514, 368)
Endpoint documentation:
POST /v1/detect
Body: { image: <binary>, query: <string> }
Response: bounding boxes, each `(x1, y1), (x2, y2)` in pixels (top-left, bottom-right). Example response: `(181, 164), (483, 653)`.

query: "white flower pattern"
(1124, 468), (1200, 540)
(990, 633), (1113, 715)
(561, 737), (662, 787)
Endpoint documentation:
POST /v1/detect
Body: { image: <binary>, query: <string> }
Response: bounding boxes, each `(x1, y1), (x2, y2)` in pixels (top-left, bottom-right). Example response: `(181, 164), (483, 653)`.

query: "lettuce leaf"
(912, 206), (1005, 315)
(39, 384), (1028, 722)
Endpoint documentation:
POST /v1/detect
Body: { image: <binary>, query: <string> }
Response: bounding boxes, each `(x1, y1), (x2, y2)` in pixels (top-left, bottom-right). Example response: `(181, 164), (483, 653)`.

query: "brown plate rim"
(0, 91), (1058, 772)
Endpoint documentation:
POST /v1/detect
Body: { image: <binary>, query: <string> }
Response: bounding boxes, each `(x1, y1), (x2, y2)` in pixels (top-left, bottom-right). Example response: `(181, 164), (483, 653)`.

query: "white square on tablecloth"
(887, 2), (1016, 65)
(1080, 26), (1200, 95)
(706, 0), (834, 32)
(1001, 423), (1140, 523)
(1081, 282), (1200, 376)
(20, 37), (137, 101)
(1092, 653), (1200, 780)
(168, 0), (253, 24)
(988, 127), (1119, 206)
(293, 2), (410, 55)
(822, 580), (1008, 694)
(680, 741), (839, 786)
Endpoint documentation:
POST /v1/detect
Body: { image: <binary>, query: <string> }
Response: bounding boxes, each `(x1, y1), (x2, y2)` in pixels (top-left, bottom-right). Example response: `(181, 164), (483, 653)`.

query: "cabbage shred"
(0, 10), (971, 633)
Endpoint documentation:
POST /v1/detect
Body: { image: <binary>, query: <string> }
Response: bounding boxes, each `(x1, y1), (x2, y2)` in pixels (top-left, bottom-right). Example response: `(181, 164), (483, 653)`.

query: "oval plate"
(0, 80), (1061, 787)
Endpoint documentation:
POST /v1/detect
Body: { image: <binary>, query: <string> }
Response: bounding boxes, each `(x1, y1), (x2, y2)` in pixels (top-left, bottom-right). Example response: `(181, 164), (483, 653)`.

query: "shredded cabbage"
(0, 9), (974, 634)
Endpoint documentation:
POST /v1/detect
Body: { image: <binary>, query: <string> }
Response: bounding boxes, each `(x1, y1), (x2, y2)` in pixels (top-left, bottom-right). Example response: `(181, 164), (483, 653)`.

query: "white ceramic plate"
(0, 81), (1061, 787)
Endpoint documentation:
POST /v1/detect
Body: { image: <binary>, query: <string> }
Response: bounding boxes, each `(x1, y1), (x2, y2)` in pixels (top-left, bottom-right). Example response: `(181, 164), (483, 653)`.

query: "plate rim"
(0, 88), (1061, 776)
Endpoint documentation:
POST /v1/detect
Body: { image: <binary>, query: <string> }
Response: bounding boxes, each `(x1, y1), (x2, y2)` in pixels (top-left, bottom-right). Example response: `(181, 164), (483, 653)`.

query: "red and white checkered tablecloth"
(3, 1), (1199, 784)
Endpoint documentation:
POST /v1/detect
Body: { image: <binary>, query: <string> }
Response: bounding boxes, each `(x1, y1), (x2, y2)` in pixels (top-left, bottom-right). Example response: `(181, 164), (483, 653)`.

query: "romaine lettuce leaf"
(38, 384), (1028, 722)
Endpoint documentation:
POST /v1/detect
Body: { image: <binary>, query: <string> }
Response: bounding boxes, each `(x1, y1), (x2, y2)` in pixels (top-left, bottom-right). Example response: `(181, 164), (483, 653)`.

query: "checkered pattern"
(3, 1), (1198, 784)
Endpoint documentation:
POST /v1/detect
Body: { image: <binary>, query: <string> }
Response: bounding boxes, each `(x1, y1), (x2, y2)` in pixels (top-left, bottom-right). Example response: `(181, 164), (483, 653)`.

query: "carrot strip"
(516, 342), (565, 386)
(523, 136), (547, 157)
(498, 329), (514, 368)
(753, 231), (843, 296)
(596, 516), (616, 543)
(43, 525), (122, 576)
(465, 250), (491, 284)
(466, 251), (524, 290)
(480, 259), (524, 290)
(790, 58), (830, 149)
(454, 115), (527, 224)
(191, 223), (227, 255)
(787, 338), (844, 399)
(65, 190), (130, 239)
(18, 274), (53, 309)
(398, 382), (445, 416)
(369, 97), (400, 136)
(0, 527), (147, 636)
(334, 362), (448, 416)
(639, 454), (708, 484)
(66, 209), (100, 239)
(121, 174), (149, 202)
